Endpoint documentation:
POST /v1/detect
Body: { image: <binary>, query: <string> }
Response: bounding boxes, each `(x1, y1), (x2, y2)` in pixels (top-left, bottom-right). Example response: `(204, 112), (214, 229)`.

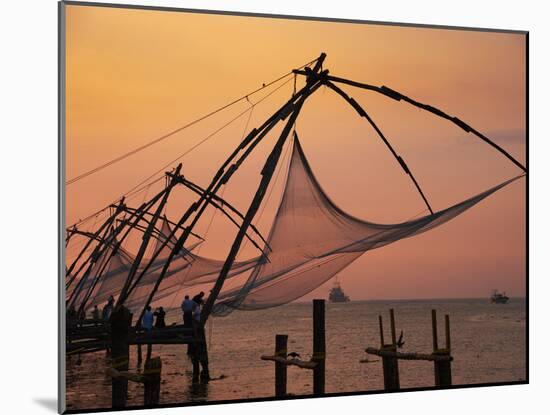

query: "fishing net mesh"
(69, 136), (522, 318)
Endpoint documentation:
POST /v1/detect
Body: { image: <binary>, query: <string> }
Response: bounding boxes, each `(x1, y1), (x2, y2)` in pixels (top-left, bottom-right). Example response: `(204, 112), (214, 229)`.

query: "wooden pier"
(261, 299), (325, 396)
(365, 309), (453, 391)
(67, 306), (208, 409)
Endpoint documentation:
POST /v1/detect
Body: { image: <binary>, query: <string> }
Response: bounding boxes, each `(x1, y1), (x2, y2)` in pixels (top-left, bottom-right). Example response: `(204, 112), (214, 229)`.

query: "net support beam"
(325, 75), (526, 173)
(117, 163), (183, 307)
(325, 81), (434, 214)
(131, 54), (329, 325)
(201, 72), (326, 323)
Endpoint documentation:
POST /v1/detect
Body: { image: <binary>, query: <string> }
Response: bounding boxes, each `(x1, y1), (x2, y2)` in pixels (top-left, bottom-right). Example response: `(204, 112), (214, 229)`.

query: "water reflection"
(187, 378), (209, 402)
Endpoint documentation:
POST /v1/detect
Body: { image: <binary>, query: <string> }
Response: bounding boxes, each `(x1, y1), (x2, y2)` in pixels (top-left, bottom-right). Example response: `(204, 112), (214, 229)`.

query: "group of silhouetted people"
(181, 291), (205, 328)
(66, 295), (116, 326)
(141, 305), (166, 331)
(68, 291), (205, 331)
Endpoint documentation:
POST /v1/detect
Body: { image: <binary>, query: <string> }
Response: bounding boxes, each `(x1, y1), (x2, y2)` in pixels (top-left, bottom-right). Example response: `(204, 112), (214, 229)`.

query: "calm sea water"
(66, 298), (526, 411)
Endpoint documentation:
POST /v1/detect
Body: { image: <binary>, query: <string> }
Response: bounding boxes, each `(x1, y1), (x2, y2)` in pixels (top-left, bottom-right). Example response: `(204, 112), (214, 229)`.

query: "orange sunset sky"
(65, 4), (526, 300)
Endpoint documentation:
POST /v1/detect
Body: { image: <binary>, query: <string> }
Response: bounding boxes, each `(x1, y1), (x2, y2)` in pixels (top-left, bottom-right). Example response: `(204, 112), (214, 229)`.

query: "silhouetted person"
(154, 306), (166, 328)
(181, 295), (194, 328)
(192, 301), (201, 324)
(102, 296), (115, 321)
(142, 305), (154, 332)
(192, 291), (205, 307)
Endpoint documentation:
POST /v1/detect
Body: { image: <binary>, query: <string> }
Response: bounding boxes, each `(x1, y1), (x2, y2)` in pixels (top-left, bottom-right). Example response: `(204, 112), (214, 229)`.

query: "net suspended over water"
(71, 135), (522, 317)
(211, 137), (523, 315)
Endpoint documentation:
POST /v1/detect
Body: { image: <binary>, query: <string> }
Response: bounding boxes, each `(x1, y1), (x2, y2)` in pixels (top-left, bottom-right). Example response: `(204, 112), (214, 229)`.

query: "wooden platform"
(66, 321), (196, 354)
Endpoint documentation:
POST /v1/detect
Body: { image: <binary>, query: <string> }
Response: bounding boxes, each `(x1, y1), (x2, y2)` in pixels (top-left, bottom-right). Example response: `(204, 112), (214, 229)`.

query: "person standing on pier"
(192, 301), (201, 323)
(192, 291), (205, 308)
(181, 295), (194, 328)
(142, 305), (154, 333)
(102, 295), (115, 321)
(154, 306), (166, 328)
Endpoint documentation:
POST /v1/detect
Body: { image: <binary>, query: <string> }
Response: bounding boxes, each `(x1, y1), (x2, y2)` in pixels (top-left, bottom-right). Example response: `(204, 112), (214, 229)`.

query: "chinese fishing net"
(69, 135), (523, 317)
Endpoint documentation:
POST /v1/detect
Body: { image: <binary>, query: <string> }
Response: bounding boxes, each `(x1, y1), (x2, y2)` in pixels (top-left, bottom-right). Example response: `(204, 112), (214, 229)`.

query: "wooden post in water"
(275, 334), (288, 397)
(378, 315), (385, 347)
(379, 311), (400, 391)
(191, 322), (210, 383)
(199, 326), (210, 383)
(312, 299), (325, 395)
(143, 356), (162, 407)
(110, 306), (132, 409)
(431, 309), (438, 351)
(432, 312), (452, 387)
(390, 309), (397, 345)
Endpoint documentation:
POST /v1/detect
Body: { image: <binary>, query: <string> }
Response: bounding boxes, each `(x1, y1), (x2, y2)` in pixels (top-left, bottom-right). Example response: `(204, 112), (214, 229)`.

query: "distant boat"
(329, 279), (350, 303)
(490, 290), (509, 304)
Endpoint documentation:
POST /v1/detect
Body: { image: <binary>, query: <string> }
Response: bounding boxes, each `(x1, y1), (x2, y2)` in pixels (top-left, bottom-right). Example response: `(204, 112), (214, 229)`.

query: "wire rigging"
(66, 57), (319, 187)
(68, 77), (296, 230)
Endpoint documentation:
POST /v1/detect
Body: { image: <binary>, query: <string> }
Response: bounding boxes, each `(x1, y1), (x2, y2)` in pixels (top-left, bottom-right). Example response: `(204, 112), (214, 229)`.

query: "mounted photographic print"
(59, 1), (528, 413)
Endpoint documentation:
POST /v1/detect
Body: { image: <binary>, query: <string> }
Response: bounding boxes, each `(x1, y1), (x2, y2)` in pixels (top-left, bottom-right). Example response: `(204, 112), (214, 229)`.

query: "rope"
(67, 77), (294, 230)
(156, 99), (258, 353)
(66, 57), (319, 186)
(240, 126), (293, 254)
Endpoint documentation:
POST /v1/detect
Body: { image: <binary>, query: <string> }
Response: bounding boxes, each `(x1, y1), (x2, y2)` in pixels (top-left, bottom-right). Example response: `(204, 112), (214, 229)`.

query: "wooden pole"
(381, 344), (400, 391)
(201, 81), (323, 323)
(137, 344), (143, 365)
(199, 326), (210, 383)
(143, 357), (162, 407)
(118, 163), (182, 308)
(66, 200), (124, 288)
(190, 322), (210, 383)
(312, 299), (326, 396)
(110, 306), (132, 409)
(325, 81), (434, 214)
(324, 74), (526, 173)
(275, 334), (288, 397)
(130, 55), (327, 328)
(434, 314), (452, 387)
(380, 309), (400, 391)
(431, 309), (438, 352)
(390, 309), (397, 346)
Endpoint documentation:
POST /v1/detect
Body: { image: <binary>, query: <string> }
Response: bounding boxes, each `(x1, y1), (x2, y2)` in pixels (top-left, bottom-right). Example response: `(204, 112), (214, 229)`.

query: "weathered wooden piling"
(367, 309), (453, 391)
(275, 334), (288, 397)
(261, 300), (324, 395)
(431, 309), (439, 351)
(312, 299), (326, 395)
(191, 322), (210, 384)
(432, 311), (452, 387)
(110, 307), (132, 409)
(143, 357), (162, 406)
(379, 310), (400, 391)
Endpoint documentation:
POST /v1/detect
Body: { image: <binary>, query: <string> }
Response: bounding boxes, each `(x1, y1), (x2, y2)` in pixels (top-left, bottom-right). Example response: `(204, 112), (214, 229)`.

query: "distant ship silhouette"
(490, 289), (509, 304)
(329, 278), (350, 303)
